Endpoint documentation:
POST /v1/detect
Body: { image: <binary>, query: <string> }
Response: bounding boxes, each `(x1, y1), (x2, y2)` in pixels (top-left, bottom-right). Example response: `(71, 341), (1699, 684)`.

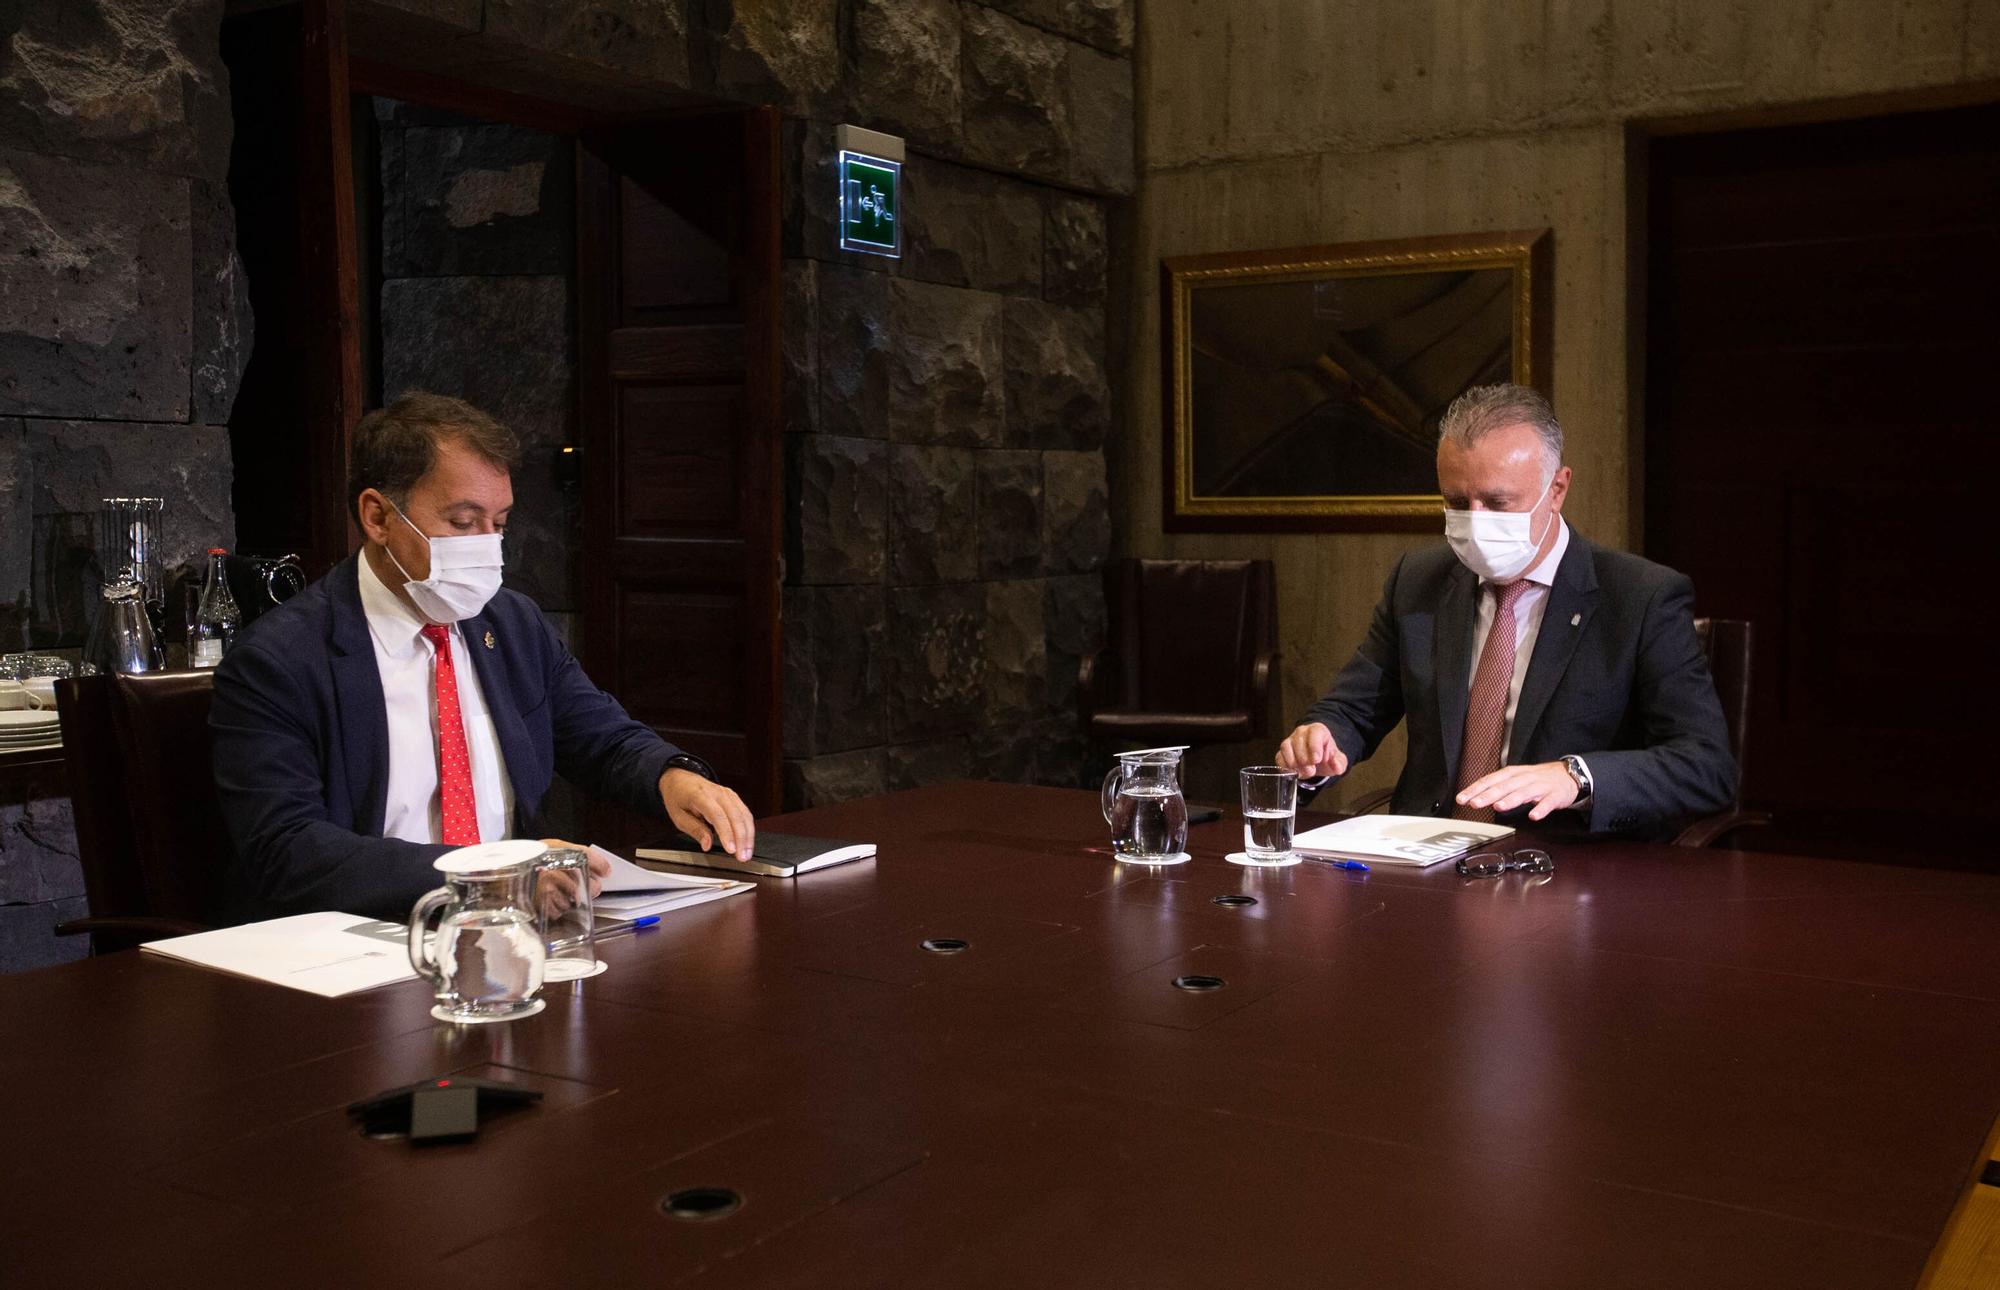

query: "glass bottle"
(190, 548), (240, 668)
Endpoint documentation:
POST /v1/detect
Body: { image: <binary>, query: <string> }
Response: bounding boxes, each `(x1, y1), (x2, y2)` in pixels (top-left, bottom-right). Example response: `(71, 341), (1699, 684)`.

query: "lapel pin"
(483, 631), (496, 650)
(1570, 613), (1582, 627)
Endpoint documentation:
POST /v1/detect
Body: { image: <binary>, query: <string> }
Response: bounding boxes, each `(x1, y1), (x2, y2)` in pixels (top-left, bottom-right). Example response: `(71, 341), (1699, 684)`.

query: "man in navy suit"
(210, 392), (755, 921)
(1276, 384), (1735, 838)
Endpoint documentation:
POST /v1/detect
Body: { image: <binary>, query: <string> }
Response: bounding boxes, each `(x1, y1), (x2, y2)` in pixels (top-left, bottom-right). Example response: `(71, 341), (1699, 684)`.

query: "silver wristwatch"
(1560, 754), (1593, 806)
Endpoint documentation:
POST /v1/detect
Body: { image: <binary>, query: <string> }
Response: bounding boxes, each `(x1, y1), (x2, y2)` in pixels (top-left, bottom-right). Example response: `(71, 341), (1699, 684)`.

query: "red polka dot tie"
(421, 624), (480, 846)
(1455, 579), (1534, 823)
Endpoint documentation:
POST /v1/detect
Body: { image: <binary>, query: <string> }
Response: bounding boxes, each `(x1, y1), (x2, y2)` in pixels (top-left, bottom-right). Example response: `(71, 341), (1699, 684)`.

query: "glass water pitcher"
(1099, 746), (1190, 862)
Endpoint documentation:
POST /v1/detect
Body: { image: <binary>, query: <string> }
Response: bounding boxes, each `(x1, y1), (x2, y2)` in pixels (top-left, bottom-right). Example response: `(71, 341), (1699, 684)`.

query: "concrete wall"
(1116, 0), (1994, 805)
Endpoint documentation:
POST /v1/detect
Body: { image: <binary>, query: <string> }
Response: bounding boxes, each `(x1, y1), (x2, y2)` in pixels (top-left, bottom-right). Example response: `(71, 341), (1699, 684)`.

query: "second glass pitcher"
(408, 840), (552, 1024)
(1099, 746), (1190, 862)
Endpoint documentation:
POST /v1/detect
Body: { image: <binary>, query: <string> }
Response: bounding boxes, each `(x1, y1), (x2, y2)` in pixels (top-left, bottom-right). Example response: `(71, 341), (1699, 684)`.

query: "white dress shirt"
(357, 552), (515, 845)
(1471, 515), (1571, 765)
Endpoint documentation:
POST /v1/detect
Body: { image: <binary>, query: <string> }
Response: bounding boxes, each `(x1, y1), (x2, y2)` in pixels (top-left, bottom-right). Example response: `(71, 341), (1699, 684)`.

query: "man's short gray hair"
(1437, 384), (1563, 485)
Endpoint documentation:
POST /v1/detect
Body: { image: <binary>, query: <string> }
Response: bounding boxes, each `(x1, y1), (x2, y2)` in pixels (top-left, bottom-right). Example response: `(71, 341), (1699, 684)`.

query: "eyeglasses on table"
(1456, 848), (1555, 878)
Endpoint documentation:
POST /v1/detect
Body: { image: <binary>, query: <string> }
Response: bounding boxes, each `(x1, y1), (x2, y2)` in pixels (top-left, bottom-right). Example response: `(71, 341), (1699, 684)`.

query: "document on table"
(590, 844), (755, 921)
(140, 912), (421, 998)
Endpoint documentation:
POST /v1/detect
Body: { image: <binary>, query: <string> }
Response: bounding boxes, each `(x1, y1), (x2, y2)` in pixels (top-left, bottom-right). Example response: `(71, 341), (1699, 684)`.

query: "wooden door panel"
(579, 108), (782, 846)
(1646, 104), (2000, 849)
(615, 385), (743, 535)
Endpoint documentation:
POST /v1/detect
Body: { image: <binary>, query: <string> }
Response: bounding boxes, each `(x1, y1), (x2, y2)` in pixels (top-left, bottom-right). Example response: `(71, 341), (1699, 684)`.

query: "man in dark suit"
(211, 392), (755, 920)
(1276, 384), (1734, 837)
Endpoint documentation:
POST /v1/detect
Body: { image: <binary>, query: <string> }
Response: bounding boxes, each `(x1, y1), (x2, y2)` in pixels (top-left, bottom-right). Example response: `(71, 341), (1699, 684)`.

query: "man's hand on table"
(1275, 722), (1349, 780)
(532, 837), (607, 916)
(660, 768), (756, 861)
(1455, 763), (1579, 821)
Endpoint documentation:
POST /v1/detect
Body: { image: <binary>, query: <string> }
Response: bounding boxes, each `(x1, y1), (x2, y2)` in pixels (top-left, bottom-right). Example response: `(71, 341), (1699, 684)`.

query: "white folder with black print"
(1292, 815), (1516, 867)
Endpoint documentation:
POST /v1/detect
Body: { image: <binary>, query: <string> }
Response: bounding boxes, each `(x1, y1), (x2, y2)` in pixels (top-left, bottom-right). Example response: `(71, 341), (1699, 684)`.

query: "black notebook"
(635, 831), (875, 878)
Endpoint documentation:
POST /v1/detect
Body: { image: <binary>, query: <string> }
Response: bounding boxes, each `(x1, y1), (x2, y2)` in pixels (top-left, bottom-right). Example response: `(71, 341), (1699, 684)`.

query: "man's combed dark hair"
(348, 391), (522, 519)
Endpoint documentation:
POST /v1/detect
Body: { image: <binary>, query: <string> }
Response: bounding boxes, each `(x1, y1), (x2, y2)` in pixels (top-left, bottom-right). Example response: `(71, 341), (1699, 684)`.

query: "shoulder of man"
(1575, 533), (1690, 601)
(479, 586), (566, 655)
(1385, 542), (1464, 605)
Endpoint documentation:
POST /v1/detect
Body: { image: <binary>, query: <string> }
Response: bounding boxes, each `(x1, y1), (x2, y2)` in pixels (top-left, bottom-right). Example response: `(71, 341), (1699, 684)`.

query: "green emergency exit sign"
(839, 150), (901, 257)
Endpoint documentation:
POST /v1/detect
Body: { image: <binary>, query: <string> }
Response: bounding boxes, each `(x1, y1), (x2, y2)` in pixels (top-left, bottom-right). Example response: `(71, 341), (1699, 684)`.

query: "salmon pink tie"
(421, 624), (480, 846)
(1455, 579), (1534, 823)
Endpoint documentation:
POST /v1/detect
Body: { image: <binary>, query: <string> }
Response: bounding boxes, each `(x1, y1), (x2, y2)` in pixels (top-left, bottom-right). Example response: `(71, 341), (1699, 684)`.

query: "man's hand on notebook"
(660, 769), (757, 861)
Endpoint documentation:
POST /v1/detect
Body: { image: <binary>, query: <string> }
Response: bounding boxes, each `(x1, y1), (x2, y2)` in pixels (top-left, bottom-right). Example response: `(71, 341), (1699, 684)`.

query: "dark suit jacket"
(1301, 532), (1736, 838)
(210, 555), (707, 921)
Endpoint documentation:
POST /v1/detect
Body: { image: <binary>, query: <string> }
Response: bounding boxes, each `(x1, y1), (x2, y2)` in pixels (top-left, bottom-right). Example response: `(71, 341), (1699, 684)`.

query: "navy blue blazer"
(1301, 532), (1737, 839)
(210, 555), (704, 922)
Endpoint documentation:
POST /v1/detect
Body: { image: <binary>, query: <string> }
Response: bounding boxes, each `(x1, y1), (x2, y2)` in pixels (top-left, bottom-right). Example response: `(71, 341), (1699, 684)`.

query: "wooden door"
(1645, 103), (2000, 858)
(576, 109), (784, 842)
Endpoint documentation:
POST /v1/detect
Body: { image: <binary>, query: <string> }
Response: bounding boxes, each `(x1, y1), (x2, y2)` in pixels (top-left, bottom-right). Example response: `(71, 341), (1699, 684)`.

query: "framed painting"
(1161, 229), (1552, 531)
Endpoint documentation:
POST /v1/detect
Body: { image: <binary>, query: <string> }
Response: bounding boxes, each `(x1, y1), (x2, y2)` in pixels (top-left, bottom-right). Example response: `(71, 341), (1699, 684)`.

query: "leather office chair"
(1078, 559), (1278, 746)
(54, 671), (231, 952)
(1341, 616), (1773, 846)
(1672, 617), (1772, 848)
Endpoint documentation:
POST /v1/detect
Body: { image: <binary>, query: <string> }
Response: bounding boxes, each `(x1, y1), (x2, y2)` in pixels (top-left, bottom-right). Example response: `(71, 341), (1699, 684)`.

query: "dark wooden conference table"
(8, 782), (2000, 1288)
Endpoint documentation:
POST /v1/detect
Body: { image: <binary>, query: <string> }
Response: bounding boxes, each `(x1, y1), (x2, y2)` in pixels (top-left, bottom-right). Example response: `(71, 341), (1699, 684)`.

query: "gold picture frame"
(1162, 229), (1552, 532)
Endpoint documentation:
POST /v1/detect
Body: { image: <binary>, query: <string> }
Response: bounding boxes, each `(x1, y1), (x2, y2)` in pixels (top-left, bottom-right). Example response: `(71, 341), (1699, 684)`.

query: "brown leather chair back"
(1111, 559), (1276, 715)
(55, 671), (230, 939)
(1692, 617), (1752, 789)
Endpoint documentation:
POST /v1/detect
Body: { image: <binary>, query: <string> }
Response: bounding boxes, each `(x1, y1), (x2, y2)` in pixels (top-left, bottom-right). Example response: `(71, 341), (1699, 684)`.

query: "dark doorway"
(1644, 102), (2000, 862)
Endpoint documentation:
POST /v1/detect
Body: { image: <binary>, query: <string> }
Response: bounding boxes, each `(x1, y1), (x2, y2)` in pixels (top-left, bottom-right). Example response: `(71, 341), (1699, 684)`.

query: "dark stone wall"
(369, 98), (579, 640)
(768, 5), (1129, 806)
(0, 0), (246, 971)
(358, 0), (1134, 809)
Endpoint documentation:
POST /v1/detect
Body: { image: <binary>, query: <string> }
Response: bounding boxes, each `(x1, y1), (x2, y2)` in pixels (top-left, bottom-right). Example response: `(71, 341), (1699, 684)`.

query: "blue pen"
(1307, 858), (1370, 872)
(597, 914), (661, 942)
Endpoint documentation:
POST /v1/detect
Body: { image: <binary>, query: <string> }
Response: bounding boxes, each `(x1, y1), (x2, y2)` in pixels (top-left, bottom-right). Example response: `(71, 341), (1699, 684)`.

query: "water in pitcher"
(1242, 808), (1296, 858)
(436, 909), (545, 1009)
(1111, 783), (1189, 858)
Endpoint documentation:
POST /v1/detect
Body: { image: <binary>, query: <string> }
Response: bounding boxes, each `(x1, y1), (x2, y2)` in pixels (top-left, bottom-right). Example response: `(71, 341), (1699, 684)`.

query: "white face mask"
(1444, 478), (1556, 584)
(383, 504), (504, 625)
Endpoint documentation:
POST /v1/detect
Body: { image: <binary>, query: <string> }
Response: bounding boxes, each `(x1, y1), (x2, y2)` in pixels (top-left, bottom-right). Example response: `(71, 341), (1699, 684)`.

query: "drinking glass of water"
(1238, 766), (1300, 865)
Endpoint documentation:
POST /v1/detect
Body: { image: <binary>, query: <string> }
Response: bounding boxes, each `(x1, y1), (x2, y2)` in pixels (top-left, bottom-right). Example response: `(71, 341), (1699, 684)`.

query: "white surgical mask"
(384, 504), (504, 625)
(1444, 478), (1555, 584)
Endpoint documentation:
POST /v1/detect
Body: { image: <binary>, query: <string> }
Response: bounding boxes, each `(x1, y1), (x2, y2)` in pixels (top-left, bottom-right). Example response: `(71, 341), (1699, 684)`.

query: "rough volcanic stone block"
(387, 122), (574, 277)
(886, 279), (1004, 446)
(816, 266), (891, 439)
(190, 178), (251, 424)
(977, 449), (1041, 579)
(1064, 40), (1136, 194)
(959, 5), (1068, 179)
(0, 148), (192, 422)
(381, 275), (575, 612)
(903, 158), (1042, 296)
(0, 420), (30, 616)
(783, 582), (888, 755)
(984, 578), (1046, 719)
(1003, 297), (1109, 449)
(782, 259), (819, 436)
(849, 0), (962, 150)
(787, 434), (887, 585)
(1043, 194), (1107, 304)
(975, 712), (1083, 788)
(484, 0), (691, 86)
(1041, 448), (1110, 575)
(889, 443), (977, 584)
(781, 118), (842, 262)
(1043, 569), (1105, 707)
(24, 418), (235, 643)
(0, 0), (233, 180)
(884, 736), (973, 792)
(699, 0), (840, 116)
(980, 0), (1134, 55)
(886, 582), (984, 738)
(784, 747), (886, 809)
